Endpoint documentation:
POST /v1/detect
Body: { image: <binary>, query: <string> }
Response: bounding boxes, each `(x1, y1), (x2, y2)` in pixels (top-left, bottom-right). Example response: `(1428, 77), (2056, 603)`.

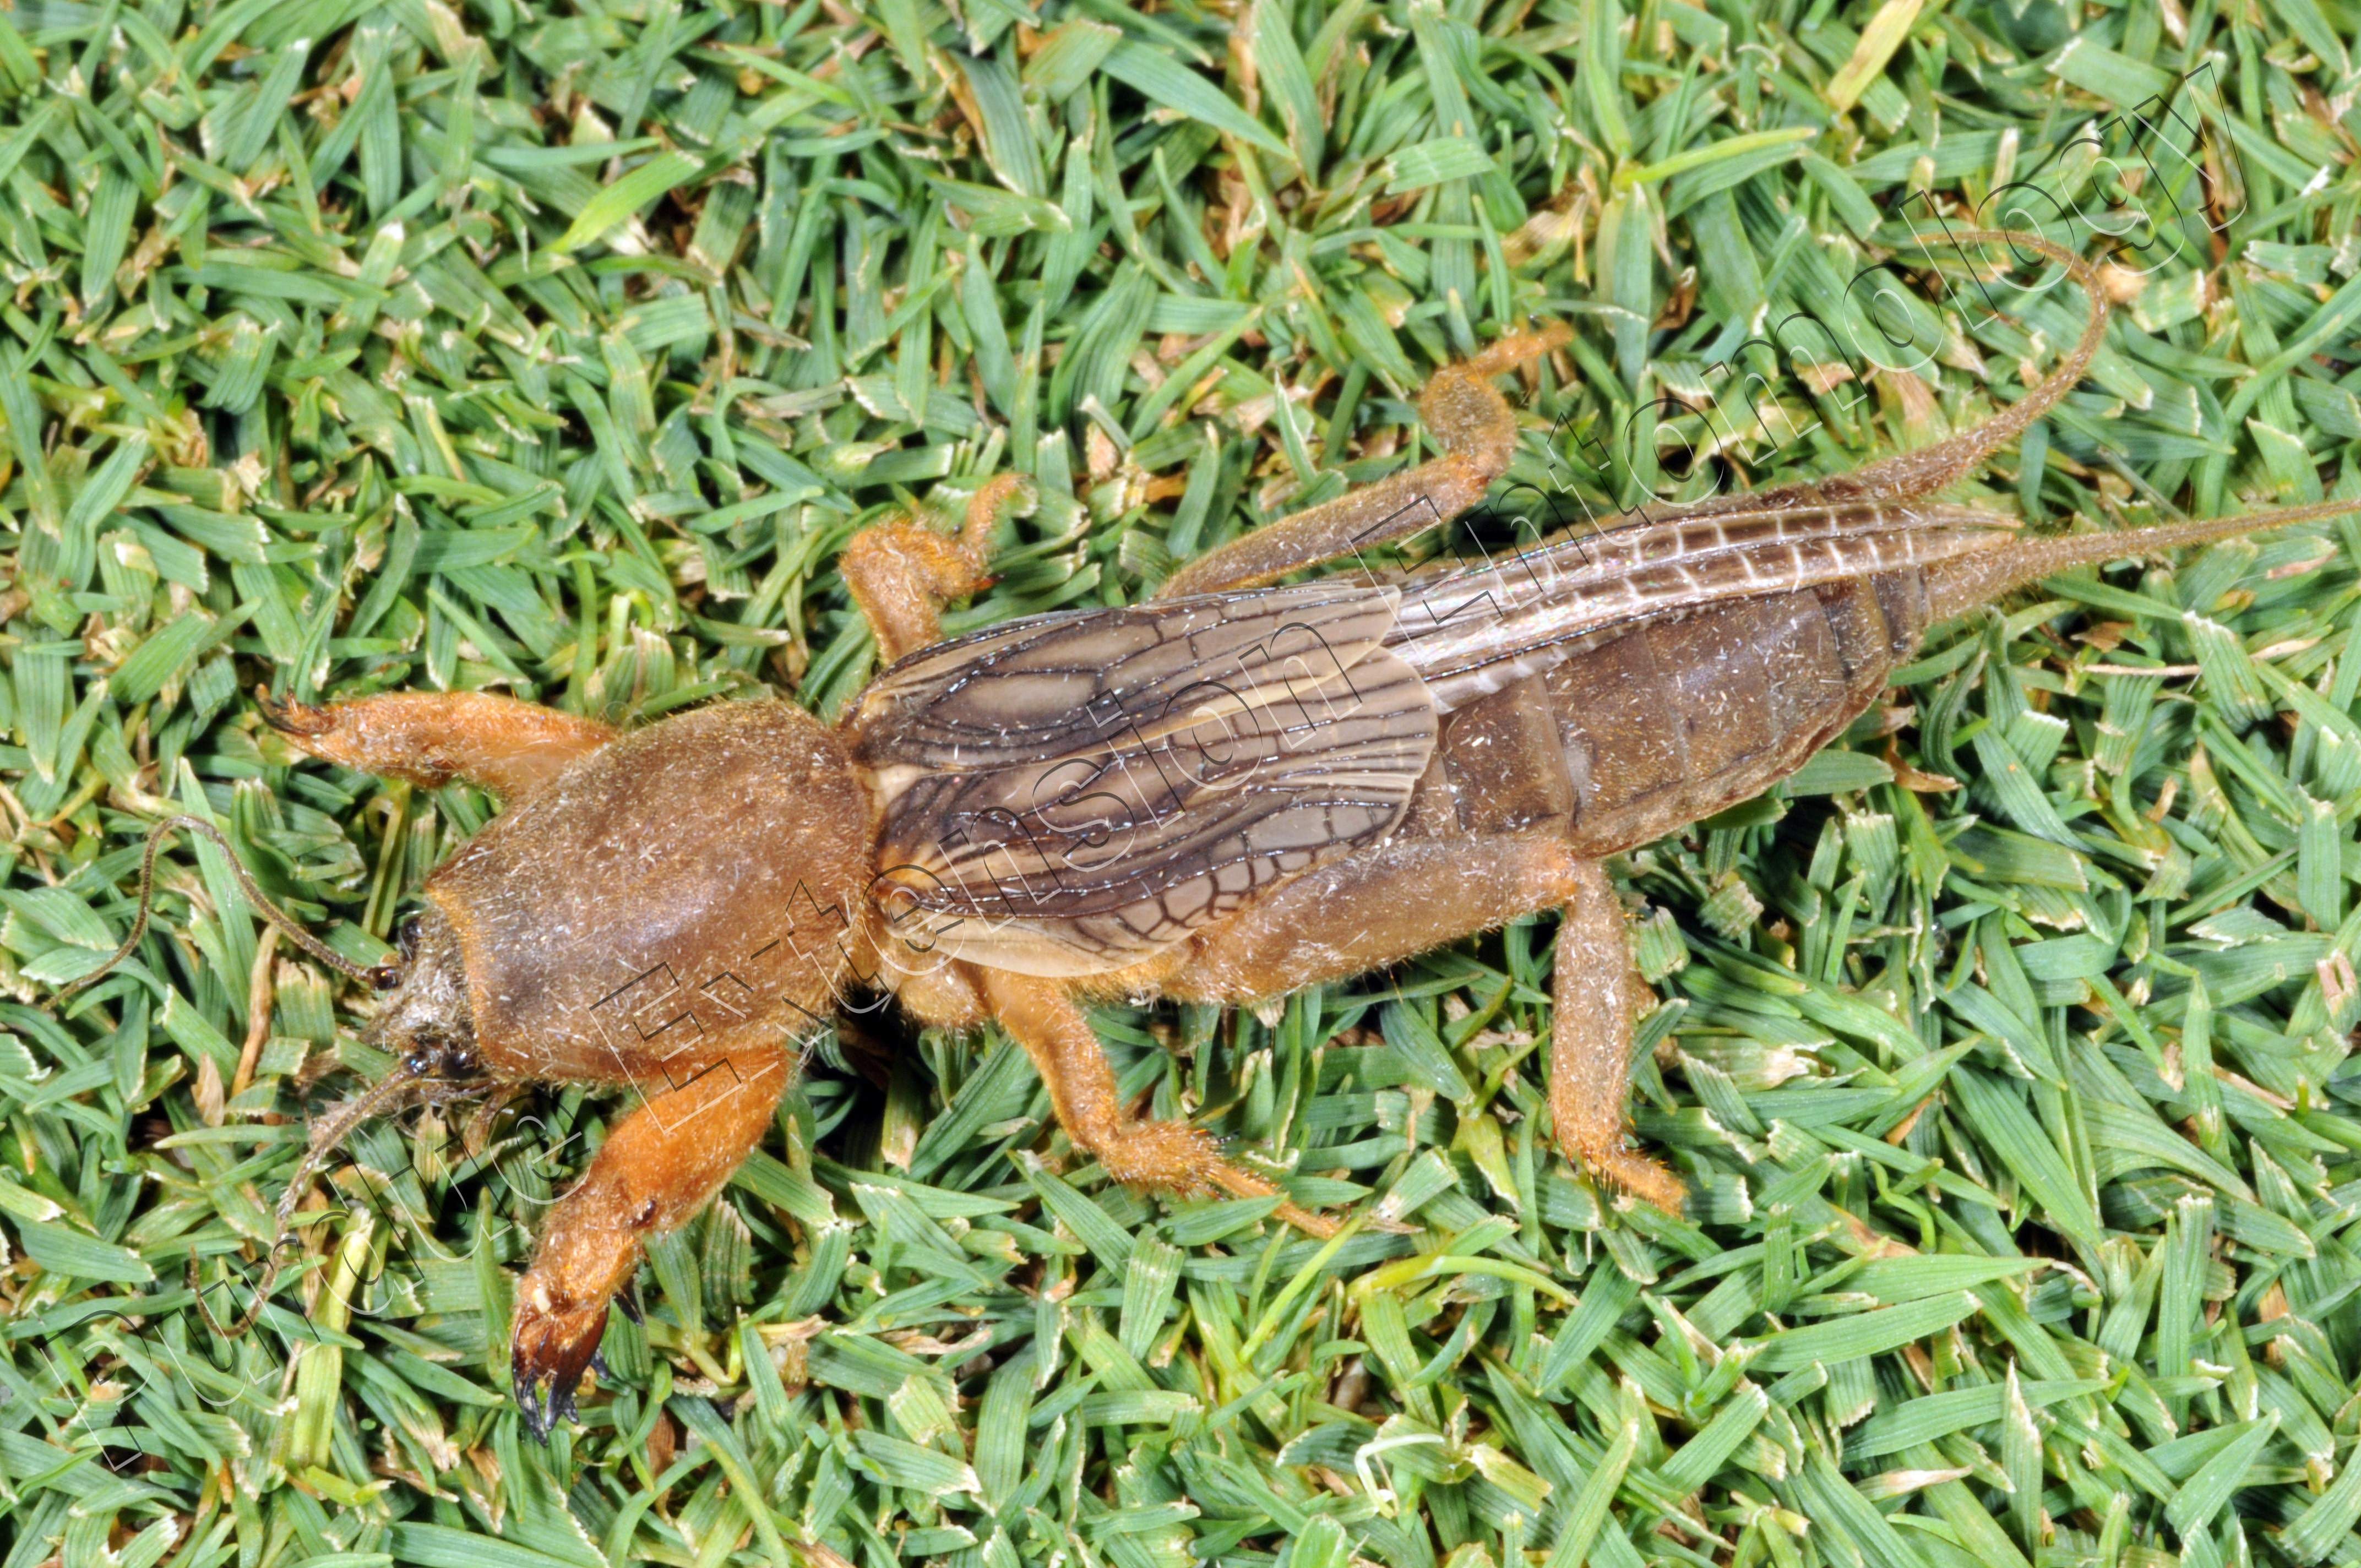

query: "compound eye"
(444, 1048), (481, 1079)
(403, 1030), (448, 1079)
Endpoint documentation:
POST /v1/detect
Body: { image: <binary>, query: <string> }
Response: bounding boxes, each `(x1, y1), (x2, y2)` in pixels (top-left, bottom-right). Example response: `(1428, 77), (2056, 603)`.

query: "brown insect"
(59, 230), (2355, 1440)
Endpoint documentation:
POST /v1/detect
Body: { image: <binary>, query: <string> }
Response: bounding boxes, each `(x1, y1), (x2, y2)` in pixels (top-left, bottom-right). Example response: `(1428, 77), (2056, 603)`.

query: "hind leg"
(1143, 835), (1683, 1211)
(1548, 859), (1683, 1210)
(1155, 325), (1572, 600)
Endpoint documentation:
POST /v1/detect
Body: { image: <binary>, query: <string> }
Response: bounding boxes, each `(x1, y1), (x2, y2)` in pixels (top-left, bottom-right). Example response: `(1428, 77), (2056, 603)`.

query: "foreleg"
(1156, 326), (1571, 600)
(509, 1048), (788, 1438)
(261, 690), (613, 801)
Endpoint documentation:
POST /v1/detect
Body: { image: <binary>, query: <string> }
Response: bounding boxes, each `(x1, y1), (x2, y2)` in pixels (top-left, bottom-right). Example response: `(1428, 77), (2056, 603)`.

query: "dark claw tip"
(514, 1379), (552, 1445)
(256, 690), (333, 737)
(511, 1300), (608, 1445)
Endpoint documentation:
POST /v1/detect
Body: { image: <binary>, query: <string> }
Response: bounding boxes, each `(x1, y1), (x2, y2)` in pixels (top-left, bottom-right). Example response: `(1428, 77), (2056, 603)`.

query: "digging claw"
(510, 1287), (610, 1444)
(255, 688), (334, 737)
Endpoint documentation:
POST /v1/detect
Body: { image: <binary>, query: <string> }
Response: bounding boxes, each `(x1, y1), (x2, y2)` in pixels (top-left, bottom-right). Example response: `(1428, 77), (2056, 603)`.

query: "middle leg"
(841, 474), (1029, 664)
(977, 968), (1336, 1237)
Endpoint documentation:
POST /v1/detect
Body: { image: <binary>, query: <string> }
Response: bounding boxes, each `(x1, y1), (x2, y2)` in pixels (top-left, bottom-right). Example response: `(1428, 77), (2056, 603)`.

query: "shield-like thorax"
(426, 700), (870, 1082)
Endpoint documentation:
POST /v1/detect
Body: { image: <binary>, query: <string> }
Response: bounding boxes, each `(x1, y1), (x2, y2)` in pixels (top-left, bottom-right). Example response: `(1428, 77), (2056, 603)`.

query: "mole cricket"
(59, 229), (2360, 1439)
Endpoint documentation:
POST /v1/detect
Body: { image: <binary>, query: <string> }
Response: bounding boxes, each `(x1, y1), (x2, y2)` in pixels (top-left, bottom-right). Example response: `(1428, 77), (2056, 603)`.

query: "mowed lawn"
(3, 0), (2360, 1566)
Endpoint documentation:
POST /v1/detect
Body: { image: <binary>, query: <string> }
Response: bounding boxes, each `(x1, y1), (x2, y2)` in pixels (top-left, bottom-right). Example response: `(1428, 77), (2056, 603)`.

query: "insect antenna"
(187, 1056), (432, 1338)
(55, 814), (400, 1005)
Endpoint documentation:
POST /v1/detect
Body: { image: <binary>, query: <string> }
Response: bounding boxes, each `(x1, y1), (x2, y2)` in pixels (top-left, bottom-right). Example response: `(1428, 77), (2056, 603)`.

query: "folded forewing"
(851, 585), (1440, 977)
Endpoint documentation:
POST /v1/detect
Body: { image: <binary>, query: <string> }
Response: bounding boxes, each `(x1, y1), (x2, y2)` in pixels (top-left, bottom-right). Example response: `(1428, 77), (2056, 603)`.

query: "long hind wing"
(1388, 500), (2020, 708)
(849, 584), (1441, 977)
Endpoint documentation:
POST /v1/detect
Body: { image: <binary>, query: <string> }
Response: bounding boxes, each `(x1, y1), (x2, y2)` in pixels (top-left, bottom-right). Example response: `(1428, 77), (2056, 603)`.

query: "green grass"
(3, 0), (2361, 1566)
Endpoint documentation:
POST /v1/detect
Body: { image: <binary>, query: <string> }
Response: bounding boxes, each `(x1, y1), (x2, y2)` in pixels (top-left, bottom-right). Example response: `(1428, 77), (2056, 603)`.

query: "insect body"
(72, 231), (2355, 1439)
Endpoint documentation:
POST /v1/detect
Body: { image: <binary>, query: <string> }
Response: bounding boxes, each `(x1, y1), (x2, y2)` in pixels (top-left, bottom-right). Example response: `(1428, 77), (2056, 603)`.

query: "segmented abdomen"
(1410, 571), (1930, 854)
(1551, 571), (1928, 852)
